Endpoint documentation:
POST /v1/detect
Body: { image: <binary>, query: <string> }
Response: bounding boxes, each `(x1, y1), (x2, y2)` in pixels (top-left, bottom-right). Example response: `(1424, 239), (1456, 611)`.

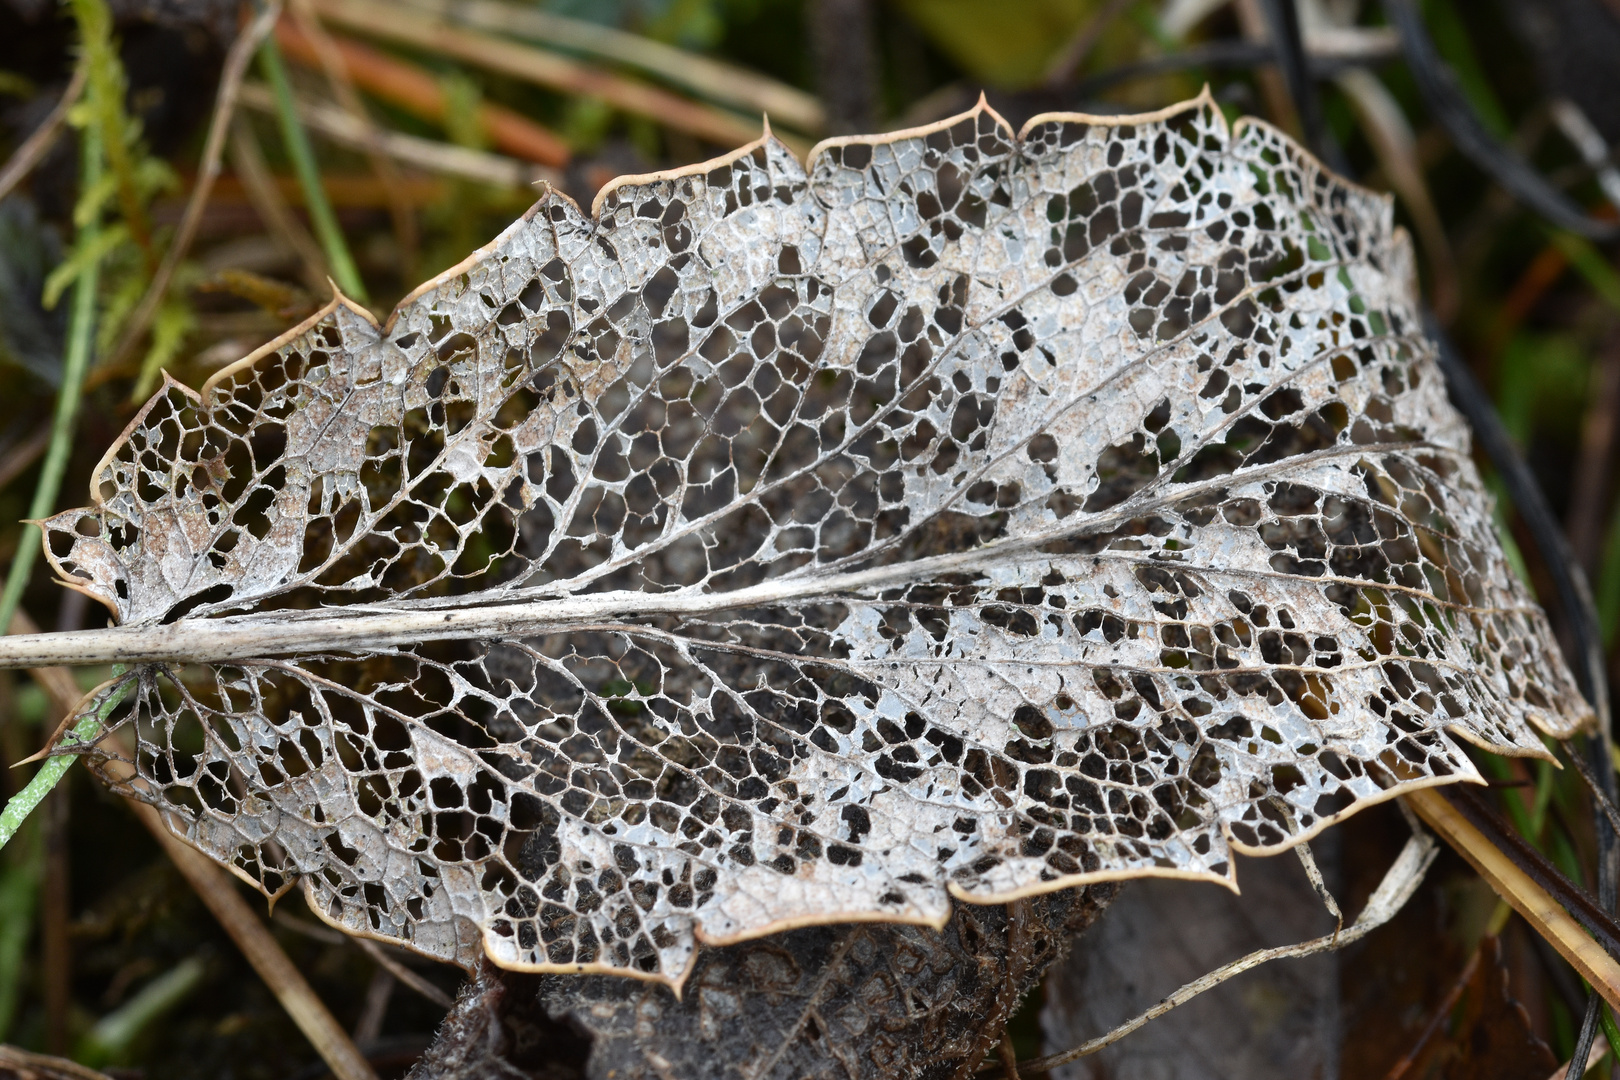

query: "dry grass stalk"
(398, 0), (824, 133)
(1405, 786), (1620, 1011)
(0, 64), (87, 204)
(284, 0), (420, 275)
(1335, 68), (1460, 324)
(275, 19), (571, 167)
(1009, 828), (1440, 1073)
(310, 0), (790, 154)
(237, 82), (559, 190)
(0, 1044), (115, 1080)
(228, 119), (331, 293)
(352, 937), (454, 1010)
(0, 424), (51, 495)
(1548, 1038), (1609, 1080)
(119, 796), (382, 1080)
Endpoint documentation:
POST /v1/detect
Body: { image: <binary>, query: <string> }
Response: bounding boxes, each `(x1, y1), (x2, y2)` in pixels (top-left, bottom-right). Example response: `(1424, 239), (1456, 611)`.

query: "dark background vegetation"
(0, 0), (1618, 1076)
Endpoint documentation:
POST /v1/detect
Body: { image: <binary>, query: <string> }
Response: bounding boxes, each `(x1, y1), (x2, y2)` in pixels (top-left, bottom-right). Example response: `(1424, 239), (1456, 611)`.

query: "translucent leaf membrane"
(47, 91), (1588, 986)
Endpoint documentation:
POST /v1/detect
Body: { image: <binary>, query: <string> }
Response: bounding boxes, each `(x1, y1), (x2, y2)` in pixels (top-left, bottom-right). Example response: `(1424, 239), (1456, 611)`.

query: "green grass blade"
(77, 955), (207, 1066)
(0, 122), (104, 643)
(0, 114), (110, 854)
(257, 36), (368, 303)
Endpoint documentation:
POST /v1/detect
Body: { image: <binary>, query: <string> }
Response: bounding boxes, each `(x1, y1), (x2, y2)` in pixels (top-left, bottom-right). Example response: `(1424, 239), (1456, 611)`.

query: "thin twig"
(1485, 242), (1570, 358)
(353, 936), (454, 1009)
(1064, 37), (1392, 104)
(995, 826), (1439, 1074)
(1549, 98), (1620, 213)
(285, 0), (419, 277)
(1335, 67), (1459, 323)
(1561, 739), (1620, 838)
(276, 906), (453, 1009)
(1427, 314), (1620, 1080)
(0, 63), (87, 204)
(228, 117), (330, 293)
(1566, 993), (1606, 1080)
(994, 1033), (1021, 1080)
(1232, 0), (1302, 142)
(0, 1045), (113, 1080)
(6, 612), (84, 736)
(970, 899), (1033, 1080)
(1256, 0), (1340, 169)
(351, 967), (393, 1043)
(274, 908), (348, 944)
(0, 422), (51, 493)
(7, 621), (90, 777)
(102, 1), (284, 378)
(1548, 1037), (1610, 1080)
(1293, 839), (1343, 940)
(1385, 0), (1620, 241)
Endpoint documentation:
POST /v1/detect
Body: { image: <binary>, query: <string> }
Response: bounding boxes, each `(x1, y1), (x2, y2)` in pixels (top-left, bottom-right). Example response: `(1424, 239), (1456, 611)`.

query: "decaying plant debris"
(0, 88), (1587, 1008)
(411, 885), (1113, 1080)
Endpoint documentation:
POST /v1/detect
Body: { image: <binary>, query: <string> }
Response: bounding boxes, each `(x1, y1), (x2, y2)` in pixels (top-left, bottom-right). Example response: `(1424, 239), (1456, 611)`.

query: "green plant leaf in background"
(1495, 331), (1590, 448)
(892, 0), (1098, 88)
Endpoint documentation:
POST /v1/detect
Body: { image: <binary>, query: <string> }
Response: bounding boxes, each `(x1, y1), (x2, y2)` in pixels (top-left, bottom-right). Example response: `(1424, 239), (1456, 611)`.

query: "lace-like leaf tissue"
(43, 92), (1588, 987)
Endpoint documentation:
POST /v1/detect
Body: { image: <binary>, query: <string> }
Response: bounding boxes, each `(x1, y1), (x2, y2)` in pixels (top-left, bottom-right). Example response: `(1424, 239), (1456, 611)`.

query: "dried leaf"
(36, 90), (1588, 987)
(409, 884), (1112, 1080)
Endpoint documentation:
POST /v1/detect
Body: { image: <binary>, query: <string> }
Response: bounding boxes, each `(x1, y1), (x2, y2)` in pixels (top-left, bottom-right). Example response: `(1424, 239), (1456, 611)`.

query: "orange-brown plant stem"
(309, 0), (782, 154)
(1484, 205), (1620, 363)
(275, 19), (570, 168)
